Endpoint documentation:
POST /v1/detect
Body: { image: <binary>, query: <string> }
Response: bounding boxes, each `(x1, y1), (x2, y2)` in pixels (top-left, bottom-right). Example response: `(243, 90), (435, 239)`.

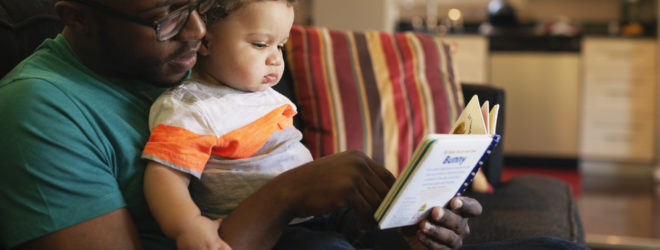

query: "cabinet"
(443, 35), (489, 85)
(579, 38), (657, 163)
(490, 52), (580, 157)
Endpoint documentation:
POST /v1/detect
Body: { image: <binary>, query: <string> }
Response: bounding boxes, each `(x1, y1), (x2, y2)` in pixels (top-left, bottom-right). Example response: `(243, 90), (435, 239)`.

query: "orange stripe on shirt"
(143, 104), (296, 173)
(143, 125), (217, 174)
(213, 104), (295, 158)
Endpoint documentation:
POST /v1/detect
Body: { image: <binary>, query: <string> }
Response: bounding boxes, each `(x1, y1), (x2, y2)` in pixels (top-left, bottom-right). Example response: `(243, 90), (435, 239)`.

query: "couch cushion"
(285, 25), (464, 175)
(0, 0), (62, 77)
(465, 176), (585, 244)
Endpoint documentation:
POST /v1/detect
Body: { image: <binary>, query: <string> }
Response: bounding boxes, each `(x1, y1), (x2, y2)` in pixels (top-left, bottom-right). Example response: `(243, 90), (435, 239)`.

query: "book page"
(480, 101), (490, 135)
(450, 95), (487, 135)
(375, 134), (495, 229)
(489, 104), (500, 136)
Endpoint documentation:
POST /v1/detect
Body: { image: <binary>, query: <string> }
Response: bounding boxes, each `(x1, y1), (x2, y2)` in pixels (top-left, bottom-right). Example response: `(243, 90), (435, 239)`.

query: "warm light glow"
(606, 236), (622, 244)
(448, 8), (462, 21)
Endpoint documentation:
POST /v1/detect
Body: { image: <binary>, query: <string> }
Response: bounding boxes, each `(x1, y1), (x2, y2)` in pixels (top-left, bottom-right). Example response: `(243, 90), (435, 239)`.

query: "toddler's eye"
(252, 43), (267, 48)
(277, 45), (284, 50)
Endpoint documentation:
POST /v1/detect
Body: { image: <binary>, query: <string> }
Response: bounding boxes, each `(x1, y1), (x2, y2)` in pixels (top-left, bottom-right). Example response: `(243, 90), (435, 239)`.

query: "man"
(0, 0), (481, 249)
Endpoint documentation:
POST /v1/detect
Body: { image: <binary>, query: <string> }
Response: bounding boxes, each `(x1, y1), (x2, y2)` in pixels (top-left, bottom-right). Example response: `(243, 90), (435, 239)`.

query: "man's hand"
(403, 197), (483, 250)
(282, 150), (396, 230)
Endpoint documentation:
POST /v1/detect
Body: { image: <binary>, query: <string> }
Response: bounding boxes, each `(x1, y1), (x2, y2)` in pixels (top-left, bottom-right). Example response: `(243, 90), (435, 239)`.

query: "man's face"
(199, 1), (294, 92)
(92, 0), (206, 87)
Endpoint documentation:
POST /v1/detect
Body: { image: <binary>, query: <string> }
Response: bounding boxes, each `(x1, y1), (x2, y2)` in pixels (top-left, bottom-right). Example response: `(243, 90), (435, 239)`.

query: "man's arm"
(218, 150), (482, 250)
(218, 150), (395, 250)
(0, 79), (143, 249)
(16, 209), (142, 250)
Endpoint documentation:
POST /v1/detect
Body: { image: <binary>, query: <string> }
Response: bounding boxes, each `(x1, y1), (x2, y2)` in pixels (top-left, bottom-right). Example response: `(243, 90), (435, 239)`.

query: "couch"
(276, 25), (584, 245)
(0, 0), (584, 246)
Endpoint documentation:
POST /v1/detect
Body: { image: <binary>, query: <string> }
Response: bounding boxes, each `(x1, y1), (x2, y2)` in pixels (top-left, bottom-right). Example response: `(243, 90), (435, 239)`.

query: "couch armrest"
(460, 83), (505, 187)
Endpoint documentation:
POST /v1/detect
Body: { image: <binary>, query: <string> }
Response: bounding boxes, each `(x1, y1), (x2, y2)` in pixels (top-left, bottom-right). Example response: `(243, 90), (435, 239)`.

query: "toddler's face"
(199, 1), (294, 92)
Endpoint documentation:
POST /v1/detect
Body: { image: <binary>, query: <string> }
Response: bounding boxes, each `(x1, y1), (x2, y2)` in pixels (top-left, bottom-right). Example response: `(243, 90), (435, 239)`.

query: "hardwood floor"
(577, 173), (660, 250)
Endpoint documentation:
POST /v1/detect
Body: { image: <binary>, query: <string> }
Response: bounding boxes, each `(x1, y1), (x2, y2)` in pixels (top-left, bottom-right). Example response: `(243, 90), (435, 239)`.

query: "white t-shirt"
(142, 78), (313, 219)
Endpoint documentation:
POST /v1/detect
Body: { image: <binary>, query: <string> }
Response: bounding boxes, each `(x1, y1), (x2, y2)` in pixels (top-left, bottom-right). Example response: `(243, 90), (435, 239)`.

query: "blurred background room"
(293, 0), (660, 249)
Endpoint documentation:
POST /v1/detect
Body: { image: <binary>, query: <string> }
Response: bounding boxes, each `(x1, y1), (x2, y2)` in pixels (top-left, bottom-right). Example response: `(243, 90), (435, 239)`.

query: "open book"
(374, 95), (500, 229)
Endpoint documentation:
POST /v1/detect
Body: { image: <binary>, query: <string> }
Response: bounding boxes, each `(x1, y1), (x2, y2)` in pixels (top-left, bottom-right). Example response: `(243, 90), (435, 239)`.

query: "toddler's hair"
(202, 0), (296, 25)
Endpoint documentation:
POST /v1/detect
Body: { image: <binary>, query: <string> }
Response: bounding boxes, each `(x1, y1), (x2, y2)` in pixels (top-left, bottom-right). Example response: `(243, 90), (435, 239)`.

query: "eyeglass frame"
(63, 0), (213, 42)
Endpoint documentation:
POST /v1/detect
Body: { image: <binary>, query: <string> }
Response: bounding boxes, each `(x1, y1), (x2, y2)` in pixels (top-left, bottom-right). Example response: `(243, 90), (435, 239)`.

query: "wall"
(293, 0), (311, 25)
(655, 1), (660, 182)
(310, 0), (398, 31)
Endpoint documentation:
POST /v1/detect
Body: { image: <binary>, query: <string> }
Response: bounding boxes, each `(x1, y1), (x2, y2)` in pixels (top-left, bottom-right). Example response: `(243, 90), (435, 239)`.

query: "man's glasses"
(66, 0), (216, 42)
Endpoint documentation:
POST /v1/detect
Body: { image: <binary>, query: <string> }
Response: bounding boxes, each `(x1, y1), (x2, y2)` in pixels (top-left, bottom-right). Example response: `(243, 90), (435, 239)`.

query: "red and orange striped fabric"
(286, 26), (464, 176)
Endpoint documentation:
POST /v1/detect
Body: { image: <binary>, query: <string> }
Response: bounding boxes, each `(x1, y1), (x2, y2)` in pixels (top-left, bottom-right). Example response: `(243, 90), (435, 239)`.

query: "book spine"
(454, 134), (501, 197)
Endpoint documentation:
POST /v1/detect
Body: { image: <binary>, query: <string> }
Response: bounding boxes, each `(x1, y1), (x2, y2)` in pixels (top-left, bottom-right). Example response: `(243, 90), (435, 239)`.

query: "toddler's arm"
(144, 161), (231, 250)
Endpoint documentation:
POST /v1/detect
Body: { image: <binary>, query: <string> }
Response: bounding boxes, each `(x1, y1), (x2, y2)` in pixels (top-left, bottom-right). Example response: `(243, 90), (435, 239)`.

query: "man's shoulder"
(1, 64), (63, 95)
(0, 60), (110, 113)
(0, 71), (79, 114)
(0, 73), (63, 102)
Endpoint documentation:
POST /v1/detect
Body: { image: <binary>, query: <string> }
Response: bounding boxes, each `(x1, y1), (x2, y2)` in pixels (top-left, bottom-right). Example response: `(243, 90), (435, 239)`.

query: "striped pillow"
(285, 25), (464, 176)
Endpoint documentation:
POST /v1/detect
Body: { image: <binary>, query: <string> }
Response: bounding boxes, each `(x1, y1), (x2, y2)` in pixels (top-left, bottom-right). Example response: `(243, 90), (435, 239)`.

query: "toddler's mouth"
(264, 73), (279, 83)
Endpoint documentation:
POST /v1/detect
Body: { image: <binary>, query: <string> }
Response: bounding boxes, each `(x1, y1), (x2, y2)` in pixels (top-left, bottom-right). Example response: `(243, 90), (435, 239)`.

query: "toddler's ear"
(199, 37), (211, 56)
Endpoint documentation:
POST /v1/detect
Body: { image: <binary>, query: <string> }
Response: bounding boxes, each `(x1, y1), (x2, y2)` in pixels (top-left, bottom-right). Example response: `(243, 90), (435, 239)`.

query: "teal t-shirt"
(0, 34), (173, 249)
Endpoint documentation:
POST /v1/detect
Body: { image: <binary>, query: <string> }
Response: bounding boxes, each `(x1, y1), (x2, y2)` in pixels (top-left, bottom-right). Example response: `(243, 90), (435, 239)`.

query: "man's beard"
(95, 24), (199, 88)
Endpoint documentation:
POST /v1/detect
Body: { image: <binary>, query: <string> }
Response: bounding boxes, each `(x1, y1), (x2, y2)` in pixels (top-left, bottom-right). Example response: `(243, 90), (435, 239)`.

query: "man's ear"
(54, 1), (95, 34)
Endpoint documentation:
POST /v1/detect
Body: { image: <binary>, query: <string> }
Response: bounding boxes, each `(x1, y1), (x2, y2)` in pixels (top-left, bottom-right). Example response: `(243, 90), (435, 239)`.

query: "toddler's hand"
(175, 215), (231, 250)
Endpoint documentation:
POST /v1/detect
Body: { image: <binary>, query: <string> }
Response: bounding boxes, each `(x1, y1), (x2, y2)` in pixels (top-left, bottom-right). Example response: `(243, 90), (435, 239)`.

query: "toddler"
(141, 0), (306, 248)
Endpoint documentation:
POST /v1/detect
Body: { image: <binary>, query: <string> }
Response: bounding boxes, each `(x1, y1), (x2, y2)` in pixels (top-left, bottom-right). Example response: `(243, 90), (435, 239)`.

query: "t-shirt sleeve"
(0, 79), (126, 249)
(142, 92), (216, 178)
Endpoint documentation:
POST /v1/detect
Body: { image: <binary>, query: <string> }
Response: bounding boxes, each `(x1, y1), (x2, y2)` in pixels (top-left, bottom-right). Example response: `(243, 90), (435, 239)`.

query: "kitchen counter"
(396, 21), (657, 52)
